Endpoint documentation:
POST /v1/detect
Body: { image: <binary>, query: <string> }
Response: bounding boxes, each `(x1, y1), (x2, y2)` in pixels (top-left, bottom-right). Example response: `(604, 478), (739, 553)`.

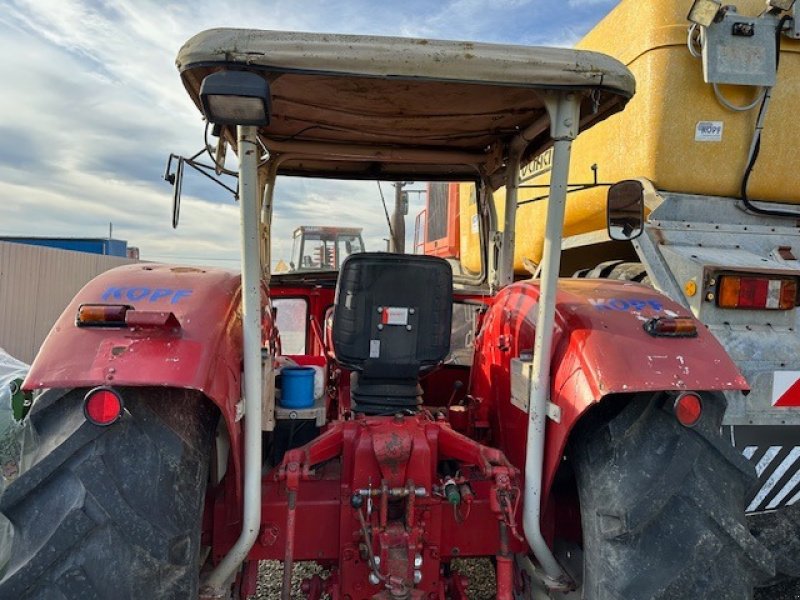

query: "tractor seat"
(332, 253), (452, 415)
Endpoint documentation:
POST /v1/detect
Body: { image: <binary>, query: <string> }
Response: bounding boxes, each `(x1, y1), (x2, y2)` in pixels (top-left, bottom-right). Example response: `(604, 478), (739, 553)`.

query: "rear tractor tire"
(568, 393), (774, 599)
(749, 503), (800, 587)
(0, 387), (216, 599)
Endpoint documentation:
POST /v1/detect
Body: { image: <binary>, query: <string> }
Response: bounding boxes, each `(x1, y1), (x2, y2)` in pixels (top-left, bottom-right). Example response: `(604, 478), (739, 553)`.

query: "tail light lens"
(673, 392), (703, 427)
(83, 387), (124, 426)
(717, 275), (797, 310)
(76, 305), (181, 331)
(76, 304), (132, 327)
(643, 317), (698, 337)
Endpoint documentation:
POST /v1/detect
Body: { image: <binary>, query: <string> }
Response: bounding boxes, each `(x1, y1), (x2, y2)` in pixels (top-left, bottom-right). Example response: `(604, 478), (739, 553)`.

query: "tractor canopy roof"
(176, 29), (635, 183)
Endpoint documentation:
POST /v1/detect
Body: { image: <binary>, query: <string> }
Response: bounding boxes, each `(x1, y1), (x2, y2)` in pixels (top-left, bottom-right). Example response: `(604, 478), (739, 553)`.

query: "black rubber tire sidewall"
(0, 387), (216, 600)
(571, 394), (773, 600)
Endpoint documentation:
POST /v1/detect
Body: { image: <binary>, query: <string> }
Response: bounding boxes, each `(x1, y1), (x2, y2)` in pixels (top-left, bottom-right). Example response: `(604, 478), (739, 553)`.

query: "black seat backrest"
(332, 253), (452, 413)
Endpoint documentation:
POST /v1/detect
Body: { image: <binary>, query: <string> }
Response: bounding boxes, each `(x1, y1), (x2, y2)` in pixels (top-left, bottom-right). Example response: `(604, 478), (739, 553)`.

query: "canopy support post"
(522, 91), (581, 588)
(201, 124), (264, 594)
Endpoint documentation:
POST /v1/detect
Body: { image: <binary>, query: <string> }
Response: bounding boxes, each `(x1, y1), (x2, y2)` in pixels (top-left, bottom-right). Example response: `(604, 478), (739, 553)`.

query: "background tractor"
(285, 225), (365, 272)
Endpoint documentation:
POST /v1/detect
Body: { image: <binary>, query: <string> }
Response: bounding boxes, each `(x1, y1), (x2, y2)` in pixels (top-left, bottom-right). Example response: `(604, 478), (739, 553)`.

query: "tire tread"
(573, 394), (773, 599)
(0, 387), (214, 600)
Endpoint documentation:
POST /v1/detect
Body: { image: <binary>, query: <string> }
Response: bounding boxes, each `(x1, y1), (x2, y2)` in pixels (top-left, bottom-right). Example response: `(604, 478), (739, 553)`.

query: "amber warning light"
(643, 317), (698, 338)
(76, 304), (181, 330)
(717, 275), (797, 310)
(76, 304), (132, 327)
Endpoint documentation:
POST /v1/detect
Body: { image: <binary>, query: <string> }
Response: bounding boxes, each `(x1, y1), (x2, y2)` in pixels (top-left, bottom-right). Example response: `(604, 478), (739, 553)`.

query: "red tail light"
(717, 275), (797, 310)
(76, 304), (132, 327)
(83, 387), (124, 426)
(673, 393), (702, 427)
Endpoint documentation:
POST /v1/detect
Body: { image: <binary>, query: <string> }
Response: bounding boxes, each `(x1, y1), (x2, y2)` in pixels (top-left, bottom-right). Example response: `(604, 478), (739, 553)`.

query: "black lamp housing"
(199, 70), (271, 126)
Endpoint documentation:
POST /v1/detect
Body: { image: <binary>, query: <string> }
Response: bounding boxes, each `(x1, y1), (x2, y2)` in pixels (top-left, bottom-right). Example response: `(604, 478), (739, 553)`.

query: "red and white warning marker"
(772, 371), (800, 407)
(381, 306), (410, 326)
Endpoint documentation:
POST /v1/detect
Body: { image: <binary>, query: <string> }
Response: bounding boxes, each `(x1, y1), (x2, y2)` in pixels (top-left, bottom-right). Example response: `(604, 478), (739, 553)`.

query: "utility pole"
(389, 182), (406, 253)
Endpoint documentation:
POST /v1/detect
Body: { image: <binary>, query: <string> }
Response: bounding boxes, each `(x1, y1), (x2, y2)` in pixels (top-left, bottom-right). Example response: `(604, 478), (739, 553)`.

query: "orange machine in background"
(414, 183), (460, 259)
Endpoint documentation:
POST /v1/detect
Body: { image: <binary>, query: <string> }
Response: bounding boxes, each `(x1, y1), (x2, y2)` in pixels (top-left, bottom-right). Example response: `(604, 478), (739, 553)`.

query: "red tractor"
(0, 29), (773, 599)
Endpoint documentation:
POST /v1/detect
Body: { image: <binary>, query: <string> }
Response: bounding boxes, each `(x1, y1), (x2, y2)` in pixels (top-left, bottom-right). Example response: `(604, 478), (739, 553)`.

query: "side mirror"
(163, 154), (185, 229)
(607, 180), (645, 241)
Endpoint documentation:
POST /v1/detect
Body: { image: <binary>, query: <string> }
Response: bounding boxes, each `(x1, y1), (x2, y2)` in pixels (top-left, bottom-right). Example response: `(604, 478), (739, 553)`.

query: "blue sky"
(0, 0), (618, 267)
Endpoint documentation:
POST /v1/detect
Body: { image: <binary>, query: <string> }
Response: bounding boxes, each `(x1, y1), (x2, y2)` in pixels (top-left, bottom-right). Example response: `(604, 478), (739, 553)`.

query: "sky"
(0, 0), (618, 269)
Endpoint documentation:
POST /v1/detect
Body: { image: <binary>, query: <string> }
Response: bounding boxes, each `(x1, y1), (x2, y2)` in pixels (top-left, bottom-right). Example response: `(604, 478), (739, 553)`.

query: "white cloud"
(0, 0), (614, 270)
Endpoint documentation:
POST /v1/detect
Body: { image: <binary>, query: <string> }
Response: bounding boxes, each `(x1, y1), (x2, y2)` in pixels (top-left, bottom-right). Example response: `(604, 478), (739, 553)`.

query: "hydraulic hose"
(740, 15), (800, 219)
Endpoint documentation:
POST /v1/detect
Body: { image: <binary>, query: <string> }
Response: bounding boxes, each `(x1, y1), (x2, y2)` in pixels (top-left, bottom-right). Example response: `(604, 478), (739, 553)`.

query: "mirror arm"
(164, 148), (241, 229)
(183, 159), (239, 197)
(163, 153), (178, 184)
(516, 182), (614, 207)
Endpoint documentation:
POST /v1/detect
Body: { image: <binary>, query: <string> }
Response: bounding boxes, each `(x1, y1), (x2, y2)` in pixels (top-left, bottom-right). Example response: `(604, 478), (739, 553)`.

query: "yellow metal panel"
(458, 182), (482, 274)
(493, 183), (607, 269)
(576, 0), (800, 202)
(483, 0), (800, 273)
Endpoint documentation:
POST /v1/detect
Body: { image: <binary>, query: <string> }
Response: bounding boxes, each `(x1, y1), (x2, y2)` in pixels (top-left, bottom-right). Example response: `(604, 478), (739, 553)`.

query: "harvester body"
(415, 0), (800, 519)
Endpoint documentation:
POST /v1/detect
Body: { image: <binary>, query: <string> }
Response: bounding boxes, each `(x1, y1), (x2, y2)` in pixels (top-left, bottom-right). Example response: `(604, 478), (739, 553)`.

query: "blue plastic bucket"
(279, 367), (315, 409)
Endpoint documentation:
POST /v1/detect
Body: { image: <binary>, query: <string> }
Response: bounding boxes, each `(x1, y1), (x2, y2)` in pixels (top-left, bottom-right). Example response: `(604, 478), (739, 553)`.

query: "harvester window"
(272, 298), (308, 355)
(302, 234), (335, 270)
(290, 232), (302, 271)
(337, 234), (363, 263)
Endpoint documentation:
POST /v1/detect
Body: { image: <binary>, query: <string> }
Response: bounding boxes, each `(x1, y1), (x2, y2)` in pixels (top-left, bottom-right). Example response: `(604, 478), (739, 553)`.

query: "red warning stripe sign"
(772, 372), (800, 407)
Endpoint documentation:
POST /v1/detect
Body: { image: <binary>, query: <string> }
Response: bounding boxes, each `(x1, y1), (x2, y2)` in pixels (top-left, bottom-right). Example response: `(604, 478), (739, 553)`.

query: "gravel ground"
(256, 560), (800, 599)
(255, 559), (498, 599)
(256, 561), (326, 599)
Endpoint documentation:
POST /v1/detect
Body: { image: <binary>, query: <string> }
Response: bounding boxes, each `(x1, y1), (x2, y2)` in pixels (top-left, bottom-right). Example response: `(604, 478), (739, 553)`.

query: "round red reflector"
(84, 387), (123, 426)
(674, 393), (702, 427)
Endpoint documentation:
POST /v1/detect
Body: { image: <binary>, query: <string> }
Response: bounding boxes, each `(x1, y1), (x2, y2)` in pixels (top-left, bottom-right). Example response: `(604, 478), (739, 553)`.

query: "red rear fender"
(25, 264), (250, 439)
(471, 279), (747, 502)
